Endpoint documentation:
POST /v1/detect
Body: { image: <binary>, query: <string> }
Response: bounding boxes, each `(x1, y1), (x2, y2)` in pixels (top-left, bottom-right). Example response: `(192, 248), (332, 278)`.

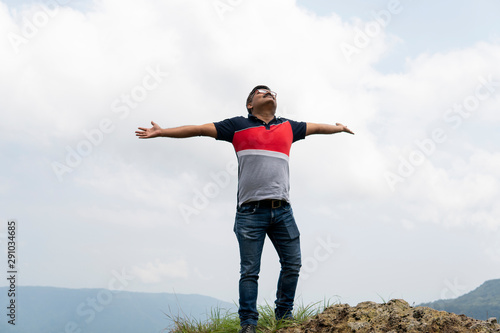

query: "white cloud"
(132, 258), (189, 283)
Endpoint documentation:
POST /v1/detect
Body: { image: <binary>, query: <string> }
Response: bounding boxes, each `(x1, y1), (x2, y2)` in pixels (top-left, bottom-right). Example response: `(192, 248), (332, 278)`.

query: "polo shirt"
(214, 114), (307, 206)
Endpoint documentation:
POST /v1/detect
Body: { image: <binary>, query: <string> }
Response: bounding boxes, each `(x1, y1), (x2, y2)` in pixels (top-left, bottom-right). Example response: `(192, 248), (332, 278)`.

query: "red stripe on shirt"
(232, 121), (293, 156)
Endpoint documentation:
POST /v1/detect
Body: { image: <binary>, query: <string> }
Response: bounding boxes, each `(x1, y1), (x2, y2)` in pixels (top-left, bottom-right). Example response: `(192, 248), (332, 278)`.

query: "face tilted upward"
(247, 88), (277, 114)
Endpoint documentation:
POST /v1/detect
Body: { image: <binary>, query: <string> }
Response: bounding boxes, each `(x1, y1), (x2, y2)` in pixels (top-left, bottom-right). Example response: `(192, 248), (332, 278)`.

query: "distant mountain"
(0, 286), (236, 333)
(419, 279), (500, 320)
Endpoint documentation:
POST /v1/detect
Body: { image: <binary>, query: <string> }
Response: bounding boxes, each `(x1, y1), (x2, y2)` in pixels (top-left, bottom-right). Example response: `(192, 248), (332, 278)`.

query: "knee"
(240, 272), (260, 283)
(280, 253), (301, 268)
(240, 261), (261, 278)
(281, 261), (301, 273)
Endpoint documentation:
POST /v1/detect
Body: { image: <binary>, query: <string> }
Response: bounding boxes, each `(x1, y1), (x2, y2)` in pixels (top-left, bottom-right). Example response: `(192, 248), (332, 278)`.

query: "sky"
(1, 0), (500, 313)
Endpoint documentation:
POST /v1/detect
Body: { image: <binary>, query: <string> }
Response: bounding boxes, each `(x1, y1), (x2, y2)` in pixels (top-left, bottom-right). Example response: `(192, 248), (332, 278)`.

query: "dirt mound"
(278, 299), (500, 332)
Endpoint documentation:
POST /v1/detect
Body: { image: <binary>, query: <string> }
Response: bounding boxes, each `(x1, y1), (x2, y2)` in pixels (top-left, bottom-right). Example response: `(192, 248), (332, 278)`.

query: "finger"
(137, 127), (148, 131)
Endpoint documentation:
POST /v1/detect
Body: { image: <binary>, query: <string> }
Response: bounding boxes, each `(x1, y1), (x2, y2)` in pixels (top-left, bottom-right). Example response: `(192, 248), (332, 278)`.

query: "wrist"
(156, 128), (165, 137)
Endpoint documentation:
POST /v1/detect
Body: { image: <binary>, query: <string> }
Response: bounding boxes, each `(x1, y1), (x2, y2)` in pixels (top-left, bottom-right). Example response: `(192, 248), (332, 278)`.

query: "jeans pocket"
(237, 203), (257, 215)
(282, 202), (292, 212)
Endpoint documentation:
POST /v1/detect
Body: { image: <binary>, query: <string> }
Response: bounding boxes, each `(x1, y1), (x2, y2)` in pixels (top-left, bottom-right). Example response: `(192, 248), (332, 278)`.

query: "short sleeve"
(213, 117), (237, 142)
(288, 119), (307, 142)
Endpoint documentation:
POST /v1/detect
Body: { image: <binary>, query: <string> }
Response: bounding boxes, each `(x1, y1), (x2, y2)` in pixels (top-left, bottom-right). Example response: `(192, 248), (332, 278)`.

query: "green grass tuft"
(165, 298), (337, 333)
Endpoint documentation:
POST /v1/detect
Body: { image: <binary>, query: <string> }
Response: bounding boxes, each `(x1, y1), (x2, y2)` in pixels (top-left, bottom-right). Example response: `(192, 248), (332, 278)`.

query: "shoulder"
(215, 116), (246, 124)
(276, 117), (307, 141)
(214, 116), (243, 126)
(213, 116), (250, 140)
(277, 116), (302, 124)
(277, 117), (305, 127)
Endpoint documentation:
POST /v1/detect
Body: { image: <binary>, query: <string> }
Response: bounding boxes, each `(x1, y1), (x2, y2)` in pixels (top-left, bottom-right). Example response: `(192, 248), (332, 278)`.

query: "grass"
(165, 299), (336, 333)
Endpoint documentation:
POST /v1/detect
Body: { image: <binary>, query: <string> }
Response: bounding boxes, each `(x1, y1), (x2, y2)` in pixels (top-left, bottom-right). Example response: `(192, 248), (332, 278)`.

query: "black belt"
(246, 199), (287, 209)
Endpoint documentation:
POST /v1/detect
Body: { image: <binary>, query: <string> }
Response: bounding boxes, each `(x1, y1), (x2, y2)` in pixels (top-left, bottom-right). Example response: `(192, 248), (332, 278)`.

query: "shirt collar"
(247, 113), (279, 124)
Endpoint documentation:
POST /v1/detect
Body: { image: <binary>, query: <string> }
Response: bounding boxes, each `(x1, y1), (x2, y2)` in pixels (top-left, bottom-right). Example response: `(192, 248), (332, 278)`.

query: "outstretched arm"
(135, 121), (217, 139)
(306, 122), (354, 136)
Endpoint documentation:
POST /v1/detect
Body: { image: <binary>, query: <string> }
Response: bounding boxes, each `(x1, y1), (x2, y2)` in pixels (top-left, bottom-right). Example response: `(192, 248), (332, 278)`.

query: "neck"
(252, 108), (276, 124)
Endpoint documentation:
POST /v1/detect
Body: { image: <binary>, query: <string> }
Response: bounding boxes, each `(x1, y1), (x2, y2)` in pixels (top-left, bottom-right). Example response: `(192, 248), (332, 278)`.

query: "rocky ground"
(277, 299), (500, 333)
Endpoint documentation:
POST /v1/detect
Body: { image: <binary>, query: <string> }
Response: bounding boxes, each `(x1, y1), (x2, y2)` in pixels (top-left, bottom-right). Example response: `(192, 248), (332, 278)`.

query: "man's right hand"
(136, 121), (162, 139)
(135, 122), (217, 139)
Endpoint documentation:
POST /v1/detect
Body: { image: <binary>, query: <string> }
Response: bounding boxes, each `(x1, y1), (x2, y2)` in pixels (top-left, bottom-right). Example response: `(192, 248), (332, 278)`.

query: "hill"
(420, 279), (500, 320)
(277, 299), (500, 333)
(0, 286), (236, 333)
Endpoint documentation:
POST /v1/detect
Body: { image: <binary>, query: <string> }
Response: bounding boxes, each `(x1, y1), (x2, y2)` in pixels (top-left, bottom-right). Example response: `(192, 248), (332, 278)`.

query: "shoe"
(238, 324), (256, 333)
(275, 310), (294, 322)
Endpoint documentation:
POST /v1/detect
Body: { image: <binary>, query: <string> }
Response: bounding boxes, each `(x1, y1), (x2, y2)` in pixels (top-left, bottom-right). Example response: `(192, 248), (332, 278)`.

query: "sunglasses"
(254, 89), (277, 98)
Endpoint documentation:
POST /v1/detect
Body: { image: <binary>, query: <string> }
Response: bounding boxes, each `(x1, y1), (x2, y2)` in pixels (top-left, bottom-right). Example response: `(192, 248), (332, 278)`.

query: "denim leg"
(267, 204), (301, 321)
(234, 204), (269, 326)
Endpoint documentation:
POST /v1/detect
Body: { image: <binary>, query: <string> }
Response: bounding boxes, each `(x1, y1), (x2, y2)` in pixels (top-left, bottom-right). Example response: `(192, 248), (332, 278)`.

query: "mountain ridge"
(419, 278), (500, 321)
(0, 285), (236, 333)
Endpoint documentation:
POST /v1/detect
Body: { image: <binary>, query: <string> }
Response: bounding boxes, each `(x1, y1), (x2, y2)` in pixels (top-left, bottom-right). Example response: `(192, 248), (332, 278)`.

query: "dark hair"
(246, 85), (271, 114)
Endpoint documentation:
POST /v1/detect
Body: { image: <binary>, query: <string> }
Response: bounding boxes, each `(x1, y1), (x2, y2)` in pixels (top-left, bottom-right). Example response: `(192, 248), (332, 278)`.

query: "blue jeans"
(234, 201), (301, 326)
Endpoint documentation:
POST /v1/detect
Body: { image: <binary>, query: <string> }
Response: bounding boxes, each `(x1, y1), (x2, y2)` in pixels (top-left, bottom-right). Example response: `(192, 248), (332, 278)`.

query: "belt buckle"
(271, 200), (281, 209)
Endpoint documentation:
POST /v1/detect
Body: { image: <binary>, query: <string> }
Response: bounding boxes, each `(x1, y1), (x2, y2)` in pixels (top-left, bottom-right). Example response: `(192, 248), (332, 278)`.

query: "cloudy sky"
(1, 0), (499, 311)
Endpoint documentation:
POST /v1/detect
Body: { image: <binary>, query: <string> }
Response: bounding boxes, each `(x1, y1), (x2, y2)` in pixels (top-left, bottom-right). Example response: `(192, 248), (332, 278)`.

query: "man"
(135, 85), (354, 333)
